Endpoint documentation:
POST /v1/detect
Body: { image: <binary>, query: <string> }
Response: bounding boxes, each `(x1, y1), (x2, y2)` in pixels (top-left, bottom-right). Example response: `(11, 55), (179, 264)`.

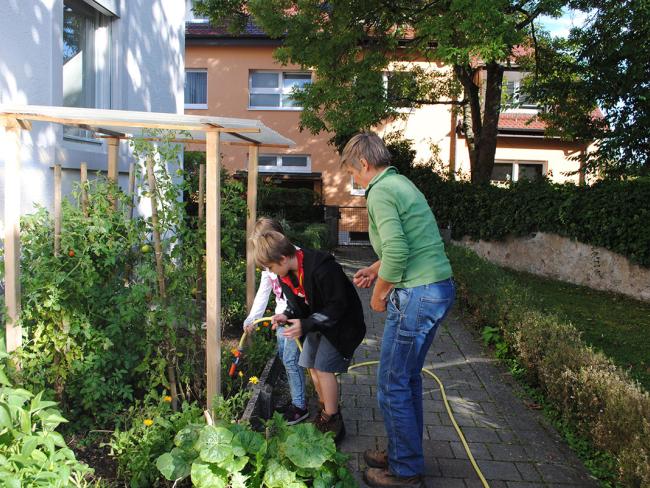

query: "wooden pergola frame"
(0, 105), (294, 409)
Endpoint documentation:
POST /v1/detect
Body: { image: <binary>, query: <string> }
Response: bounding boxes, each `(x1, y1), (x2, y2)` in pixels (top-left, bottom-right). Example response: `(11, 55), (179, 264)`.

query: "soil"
(66, 431), (120, 485)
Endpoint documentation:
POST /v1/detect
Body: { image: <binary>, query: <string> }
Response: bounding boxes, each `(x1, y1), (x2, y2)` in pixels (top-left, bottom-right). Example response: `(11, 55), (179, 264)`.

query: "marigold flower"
(143, 419), (154, 427)
(163, 395), (172, 403)
(248, 376), (259, 385)
(238, 371), (244, 378)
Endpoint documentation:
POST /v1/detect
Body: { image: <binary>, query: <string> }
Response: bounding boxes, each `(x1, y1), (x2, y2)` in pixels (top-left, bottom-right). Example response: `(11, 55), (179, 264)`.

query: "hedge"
(448, 244), (650, 487)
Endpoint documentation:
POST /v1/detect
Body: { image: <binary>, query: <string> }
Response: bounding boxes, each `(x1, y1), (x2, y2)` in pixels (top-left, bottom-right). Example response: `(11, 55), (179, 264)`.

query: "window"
(63, 0), (111, 141)
(249, 71), (311, 109)
(350, 176), (366, 196)
(504, 80), (536, 109)
(258, 154), (310, 172)
(491, 160), (545, 183)
(186, 0), (209, 22)
(185, 69), (208, 108)
(385, 71), (419, 109)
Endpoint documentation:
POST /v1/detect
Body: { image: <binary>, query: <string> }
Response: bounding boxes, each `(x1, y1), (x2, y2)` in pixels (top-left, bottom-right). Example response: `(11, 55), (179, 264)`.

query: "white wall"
(0, 0), (185, 219)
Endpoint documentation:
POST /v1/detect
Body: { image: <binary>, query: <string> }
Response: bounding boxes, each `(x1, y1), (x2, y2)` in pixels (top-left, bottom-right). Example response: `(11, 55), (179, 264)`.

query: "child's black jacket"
(281, 248), (366, 360)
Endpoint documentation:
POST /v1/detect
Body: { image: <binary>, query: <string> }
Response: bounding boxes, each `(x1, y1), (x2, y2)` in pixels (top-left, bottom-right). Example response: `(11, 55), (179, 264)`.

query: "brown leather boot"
(313, 410), (346, 443)
(363, 449), (388, 468)
(363, 467), (424, 488)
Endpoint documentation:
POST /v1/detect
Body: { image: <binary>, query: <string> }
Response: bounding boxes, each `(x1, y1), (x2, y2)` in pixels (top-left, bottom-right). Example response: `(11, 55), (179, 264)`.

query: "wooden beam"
(16, 119), (32, 131)
(96, 137), (290, 149)
(246, 146), (259, 311)
(53, 164), (62, 257)
(196, 163), (205, 301)
(206, 131), (221, 409)
(107, 137), (119, 210)
(3, 120), (22, 352)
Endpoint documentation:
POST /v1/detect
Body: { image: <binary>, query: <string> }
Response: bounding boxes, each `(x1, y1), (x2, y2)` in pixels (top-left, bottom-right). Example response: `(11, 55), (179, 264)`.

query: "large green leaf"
(262, 459), (297, 488)
(156, 448), (192, 481)
(198, 425), (234, 464)
(233, 429), (266, 456)
(284, 424), (336, 468)
(174, 423), (202, 451)
(191, 461), (228, 488)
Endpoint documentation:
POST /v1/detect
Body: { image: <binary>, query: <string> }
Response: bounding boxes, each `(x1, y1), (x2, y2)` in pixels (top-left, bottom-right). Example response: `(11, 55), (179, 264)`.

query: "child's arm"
(243, 271), (274, 331)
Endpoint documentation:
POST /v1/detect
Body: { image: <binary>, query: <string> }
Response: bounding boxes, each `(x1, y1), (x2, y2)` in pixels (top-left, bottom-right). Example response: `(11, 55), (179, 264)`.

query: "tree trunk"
(455, 62), (505, 184)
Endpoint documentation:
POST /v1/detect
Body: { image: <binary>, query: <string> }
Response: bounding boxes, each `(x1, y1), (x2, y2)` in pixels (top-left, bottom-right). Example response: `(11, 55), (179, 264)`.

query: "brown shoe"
(363, 467), (424, 488)
(313, 410), (346, 443)
(364, 449), (388, 468)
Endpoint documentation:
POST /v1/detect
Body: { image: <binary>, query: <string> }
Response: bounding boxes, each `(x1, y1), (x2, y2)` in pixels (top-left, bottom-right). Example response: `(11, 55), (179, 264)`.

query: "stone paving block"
(458, 426), (501, 443)
(358, 420), (388, 437)
(423, 440), (455, 460)
(475, 460), (523, 481)
(514, 462), (543, 482)
(425, 477), (467, 488)
(345, 406), (375, 422)
(537, 463), (597, 486)
(439, 457), (484, 478)
(428, 425), (464, 442)
(439, 412), (478, 428)
(339, 434), (379, 454)
(487, 443), (531, 462)
(506, 482), (546, 488)
(496, 430), (519, 444)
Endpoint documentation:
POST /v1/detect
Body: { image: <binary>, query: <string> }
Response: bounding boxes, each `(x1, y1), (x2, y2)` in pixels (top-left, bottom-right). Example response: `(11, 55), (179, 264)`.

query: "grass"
(502, 268), (650, 391)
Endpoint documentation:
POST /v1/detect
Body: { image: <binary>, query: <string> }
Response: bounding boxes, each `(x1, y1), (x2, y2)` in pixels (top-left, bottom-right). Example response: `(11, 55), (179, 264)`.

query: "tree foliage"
(523, 0), (650, 178)
(194, 0), (567, 184)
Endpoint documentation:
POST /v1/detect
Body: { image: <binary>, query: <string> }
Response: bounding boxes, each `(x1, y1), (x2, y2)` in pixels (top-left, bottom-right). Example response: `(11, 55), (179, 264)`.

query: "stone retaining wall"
(454, 232), (650, 302)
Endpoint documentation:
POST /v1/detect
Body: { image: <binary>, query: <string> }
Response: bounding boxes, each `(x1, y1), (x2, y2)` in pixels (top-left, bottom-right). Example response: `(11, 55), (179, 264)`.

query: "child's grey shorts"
(298, 331), (350, 373)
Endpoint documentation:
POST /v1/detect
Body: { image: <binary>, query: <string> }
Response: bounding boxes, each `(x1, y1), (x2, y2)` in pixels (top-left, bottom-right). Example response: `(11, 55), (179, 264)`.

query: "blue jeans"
(277, 326), (307, 409)
(377, 278), (455, 477)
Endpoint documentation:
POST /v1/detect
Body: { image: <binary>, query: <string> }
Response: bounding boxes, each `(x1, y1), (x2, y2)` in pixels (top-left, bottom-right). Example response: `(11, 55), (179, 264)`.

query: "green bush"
(449, 245), (650, 487)
(156, 413), (356, 487)
(386, 137), (650, 267)
(0, 353), (96, 487)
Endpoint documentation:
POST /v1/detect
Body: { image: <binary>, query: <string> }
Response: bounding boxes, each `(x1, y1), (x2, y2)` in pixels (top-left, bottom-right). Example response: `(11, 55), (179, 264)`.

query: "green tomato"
(141, 244), (152, 254)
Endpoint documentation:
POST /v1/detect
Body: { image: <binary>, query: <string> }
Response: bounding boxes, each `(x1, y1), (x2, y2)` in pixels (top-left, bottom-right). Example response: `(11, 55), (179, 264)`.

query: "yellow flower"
(143, 419), (154, 427)
(248, 376), (259, 385)
(238, 371), (244, 378)
(163, 395), (172, 403)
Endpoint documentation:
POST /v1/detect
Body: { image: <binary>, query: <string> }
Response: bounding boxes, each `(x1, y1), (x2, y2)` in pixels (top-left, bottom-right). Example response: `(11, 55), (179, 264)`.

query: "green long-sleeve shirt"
(366, 166), (452, 288)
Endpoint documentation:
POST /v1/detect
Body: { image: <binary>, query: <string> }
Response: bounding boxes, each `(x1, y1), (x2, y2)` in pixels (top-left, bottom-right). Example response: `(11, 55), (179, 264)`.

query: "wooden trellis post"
(107, 137), (119, 210)
(205, 131), (221, 409)
(196, 163), (205, 299)
(246, 146), (259, 311)
(3, 119), (23, 353)
(126, 162), (136, 220)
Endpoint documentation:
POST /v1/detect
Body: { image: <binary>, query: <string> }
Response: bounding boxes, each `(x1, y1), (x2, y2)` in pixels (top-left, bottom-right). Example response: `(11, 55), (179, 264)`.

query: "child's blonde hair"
(340, 131), (391, 170)
(253, 217), (284, 237)
(253, 230), (296, 267)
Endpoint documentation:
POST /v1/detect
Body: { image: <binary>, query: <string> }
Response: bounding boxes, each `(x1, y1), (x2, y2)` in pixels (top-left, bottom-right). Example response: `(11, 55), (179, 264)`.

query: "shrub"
(449, 244), (650, 486)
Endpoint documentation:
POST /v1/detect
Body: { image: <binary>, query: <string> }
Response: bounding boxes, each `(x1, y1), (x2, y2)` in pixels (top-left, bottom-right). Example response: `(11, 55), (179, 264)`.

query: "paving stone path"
(334, 246), (598, 488)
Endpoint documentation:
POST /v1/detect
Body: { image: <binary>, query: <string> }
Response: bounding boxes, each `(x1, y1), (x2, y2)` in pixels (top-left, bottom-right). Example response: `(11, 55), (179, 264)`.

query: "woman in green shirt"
(341, 132), (455, 488)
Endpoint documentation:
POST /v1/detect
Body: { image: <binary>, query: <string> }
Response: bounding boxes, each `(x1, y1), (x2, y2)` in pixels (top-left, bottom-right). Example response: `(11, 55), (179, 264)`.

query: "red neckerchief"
(281, 249), (307, 302)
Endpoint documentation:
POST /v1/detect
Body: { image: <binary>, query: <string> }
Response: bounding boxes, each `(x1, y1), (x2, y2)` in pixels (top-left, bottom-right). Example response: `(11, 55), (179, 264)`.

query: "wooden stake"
(206, 131), (221, 409)
(3, 120), (22, 352)
(246, 146), (259, 311)
(127, 162), (135, 220)
(53, 164), (62, 257)
(196, 163), (205, 299)
(80, 163), (88, 217)
(107, 137), (119, 210)
(145, 157), (166, 299)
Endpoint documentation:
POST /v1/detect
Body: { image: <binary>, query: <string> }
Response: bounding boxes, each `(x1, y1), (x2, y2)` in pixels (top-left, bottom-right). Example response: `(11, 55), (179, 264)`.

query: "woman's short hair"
(340, 131), (391, 170)
(253, 231), (296, 266)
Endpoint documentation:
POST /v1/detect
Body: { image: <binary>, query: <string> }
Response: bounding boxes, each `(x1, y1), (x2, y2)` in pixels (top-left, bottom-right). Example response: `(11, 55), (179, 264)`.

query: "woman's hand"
(370, 291), (388, 312)
(353, 266), (378, 288)
(281, 319), (303, 339)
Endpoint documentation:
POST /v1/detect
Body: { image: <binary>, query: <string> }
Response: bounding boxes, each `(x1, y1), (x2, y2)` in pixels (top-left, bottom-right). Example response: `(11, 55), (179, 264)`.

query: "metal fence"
(337, 206), (370, 246)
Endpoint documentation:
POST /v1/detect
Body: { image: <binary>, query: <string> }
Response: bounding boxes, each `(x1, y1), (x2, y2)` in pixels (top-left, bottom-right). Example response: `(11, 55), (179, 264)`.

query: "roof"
(186, 20), (270, 39)
(0, 105), (294, 148)
(498, 112), (546, 132)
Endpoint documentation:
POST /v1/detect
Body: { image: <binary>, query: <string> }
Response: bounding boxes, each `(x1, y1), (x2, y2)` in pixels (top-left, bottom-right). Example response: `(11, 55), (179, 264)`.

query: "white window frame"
(503, 79), (538, 111)
(184, 69), (208, 109)
(350, 176), (366, 196)
(186, 0), (210, 22)
(248, 70), (311, 111)
(258, 154), (311, 173)
(492, 160), (546, 183)
(62, 0), (113, 144)
(383, 71), (416, 114)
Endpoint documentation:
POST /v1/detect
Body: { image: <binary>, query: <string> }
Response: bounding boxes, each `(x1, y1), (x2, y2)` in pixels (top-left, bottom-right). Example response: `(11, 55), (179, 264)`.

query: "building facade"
(184, 11), (592, 240)
(0, 0), (186, 218)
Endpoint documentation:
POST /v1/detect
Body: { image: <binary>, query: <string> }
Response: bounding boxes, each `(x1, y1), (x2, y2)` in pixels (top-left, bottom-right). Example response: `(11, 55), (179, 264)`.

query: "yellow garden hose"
(236, 318), (489, 487)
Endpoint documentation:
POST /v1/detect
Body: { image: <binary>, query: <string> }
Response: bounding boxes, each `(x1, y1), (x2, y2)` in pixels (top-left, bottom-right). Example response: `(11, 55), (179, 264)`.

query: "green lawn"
(503, 269), (650, 391)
